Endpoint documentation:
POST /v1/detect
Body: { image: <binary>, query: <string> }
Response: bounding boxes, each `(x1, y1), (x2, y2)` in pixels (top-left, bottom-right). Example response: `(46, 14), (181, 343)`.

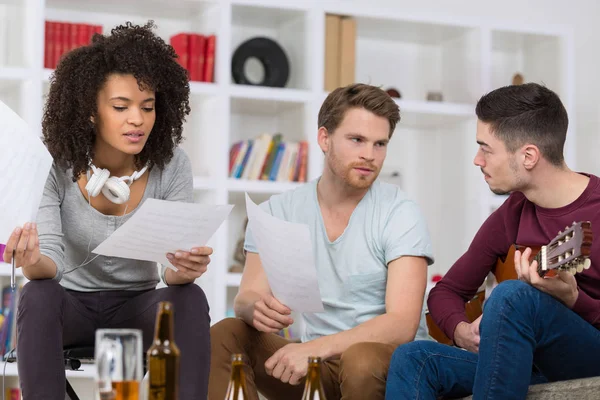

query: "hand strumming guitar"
(453, 315), (482, 353)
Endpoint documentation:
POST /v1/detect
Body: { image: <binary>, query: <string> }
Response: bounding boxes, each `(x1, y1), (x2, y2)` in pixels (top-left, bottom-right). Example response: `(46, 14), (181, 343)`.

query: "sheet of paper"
(245, 193), (325, 313)
(93, 198), (233, 270)
(0, 101), (53, 244)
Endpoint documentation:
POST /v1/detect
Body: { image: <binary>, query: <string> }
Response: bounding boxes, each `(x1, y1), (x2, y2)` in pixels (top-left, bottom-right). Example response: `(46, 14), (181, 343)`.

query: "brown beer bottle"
(301, 356), (327, 400)
(224, 354), (249, 400)
(147, 301), (180, 400)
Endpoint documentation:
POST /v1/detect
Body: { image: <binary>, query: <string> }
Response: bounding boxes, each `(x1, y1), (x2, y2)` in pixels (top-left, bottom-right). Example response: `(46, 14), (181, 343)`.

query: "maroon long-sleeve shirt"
(428, 173), (600, 341)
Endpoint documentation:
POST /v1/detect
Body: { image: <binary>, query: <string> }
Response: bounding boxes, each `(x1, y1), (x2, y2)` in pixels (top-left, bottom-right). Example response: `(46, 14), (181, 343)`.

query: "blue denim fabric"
(385, 280), (600, 399)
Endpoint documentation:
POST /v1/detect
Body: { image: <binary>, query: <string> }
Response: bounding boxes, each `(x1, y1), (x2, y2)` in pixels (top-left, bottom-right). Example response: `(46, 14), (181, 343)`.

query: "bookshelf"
(0, 0), (575, 382)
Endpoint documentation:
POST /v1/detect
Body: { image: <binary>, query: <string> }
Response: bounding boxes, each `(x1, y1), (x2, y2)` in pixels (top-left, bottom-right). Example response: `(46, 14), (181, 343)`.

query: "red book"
(188, 34), (206, 82)
(203, 34), (216, 83)
(47, 21), (57, 69)
(76, 24), (88, 47)
(170, 33), (189, 75)
(44, 21), (51, 68)
(69, 22), (77, 53)
(60, 22), (70, 60)
(52, 22), (64, 69)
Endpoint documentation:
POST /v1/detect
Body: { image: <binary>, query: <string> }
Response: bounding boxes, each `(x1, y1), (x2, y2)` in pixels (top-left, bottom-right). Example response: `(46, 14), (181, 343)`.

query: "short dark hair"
(318, 83), (400, 138)
(475, 83), (568, 166)
(43, 20), (191, 181)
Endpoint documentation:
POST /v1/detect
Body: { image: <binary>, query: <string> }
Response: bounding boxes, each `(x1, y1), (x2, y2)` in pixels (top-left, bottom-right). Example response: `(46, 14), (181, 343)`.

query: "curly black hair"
(42, 20), (191, 181)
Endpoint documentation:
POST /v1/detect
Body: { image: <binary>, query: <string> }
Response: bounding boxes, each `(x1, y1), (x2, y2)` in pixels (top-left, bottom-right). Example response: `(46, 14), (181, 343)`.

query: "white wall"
(360, 0), (600, 175)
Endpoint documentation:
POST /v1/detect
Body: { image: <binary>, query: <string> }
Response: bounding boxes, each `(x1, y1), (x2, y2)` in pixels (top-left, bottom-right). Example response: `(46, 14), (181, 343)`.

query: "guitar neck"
(535, 246), (546, 276)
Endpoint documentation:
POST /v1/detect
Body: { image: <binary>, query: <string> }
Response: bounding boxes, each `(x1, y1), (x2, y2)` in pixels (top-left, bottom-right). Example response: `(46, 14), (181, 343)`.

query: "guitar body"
(425, 221), (592, 345)
(426, 244), (539, 345)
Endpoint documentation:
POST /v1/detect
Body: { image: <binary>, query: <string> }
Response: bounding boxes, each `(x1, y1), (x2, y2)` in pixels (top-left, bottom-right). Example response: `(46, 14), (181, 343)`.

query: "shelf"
(395, 99), (475, 129)
(328, 11), (474, 45)
(193, 177), (216, 190)
(226, 272), (242, 286)
(320, 91), (475, 129)
(0, 67), (29, 81)
(230, 0), (310, 11)
(227, 178), (303, 194)
(46, 0), (220, 20)
(231, 3), (310, 89)
(229, 95), (309, 153)
(190, 81), (220, 96)
(321, 9), (480, 104)
(490, 29), (562, 95)
(44, 69), (219, 97)
(229, 85), (312, 104)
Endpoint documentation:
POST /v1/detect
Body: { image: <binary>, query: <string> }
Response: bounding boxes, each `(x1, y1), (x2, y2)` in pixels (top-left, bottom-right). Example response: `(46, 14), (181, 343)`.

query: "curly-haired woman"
(2, 21), (211, 399)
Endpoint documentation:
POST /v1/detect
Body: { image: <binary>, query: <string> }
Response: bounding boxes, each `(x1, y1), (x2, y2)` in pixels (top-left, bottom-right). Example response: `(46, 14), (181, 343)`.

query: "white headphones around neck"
(85, 164), (148, 205)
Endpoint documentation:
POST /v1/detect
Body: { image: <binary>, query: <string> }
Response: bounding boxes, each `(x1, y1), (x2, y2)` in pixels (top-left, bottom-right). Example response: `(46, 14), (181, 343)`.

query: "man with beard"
(209, 83), (435, 400)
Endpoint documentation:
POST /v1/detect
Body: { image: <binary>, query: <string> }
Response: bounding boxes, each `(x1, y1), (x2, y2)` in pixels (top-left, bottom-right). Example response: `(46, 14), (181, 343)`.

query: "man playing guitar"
(385, 82), (600, 399)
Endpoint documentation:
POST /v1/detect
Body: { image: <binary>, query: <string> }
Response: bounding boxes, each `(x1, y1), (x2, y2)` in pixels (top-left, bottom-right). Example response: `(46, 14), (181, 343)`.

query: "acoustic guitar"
(426, 221), (593, 345)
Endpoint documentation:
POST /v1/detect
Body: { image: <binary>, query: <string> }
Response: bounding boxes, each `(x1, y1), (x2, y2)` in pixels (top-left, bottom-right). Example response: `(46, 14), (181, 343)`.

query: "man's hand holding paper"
(245, 193), (325, 313)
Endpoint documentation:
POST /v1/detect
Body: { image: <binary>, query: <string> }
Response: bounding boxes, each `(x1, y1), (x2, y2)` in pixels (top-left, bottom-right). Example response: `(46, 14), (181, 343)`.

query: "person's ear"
(522, 144), (540, 170)
(317, 127), (330, 154)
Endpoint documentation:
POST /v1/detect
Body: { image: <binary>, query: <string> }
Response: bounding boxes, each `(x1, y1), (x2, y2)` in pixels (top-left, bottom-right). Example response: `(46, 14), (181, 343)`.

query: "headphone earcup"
(85, 167), (110, 197)
(101, 177), (131, 205)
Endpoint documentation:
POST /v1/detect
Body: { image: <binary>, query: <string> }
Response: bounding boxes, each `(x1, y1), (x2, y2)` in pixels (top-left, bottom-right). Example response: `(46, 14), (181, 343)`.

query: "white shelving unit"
(0, 0), (575, 386)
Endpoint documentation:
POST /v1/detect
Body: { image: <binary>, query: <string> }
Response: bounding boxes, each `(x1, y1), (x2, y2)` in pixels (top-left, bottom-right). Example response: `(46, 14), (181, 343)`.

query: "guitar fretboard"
(535, 247), (547, 277)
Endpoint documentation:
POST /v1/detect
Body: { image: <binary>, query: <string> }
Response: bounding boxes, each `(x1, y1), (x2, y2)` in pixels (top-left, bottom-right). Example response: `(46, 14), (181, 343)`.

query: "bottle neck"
(154, 306), (174, 343)
(231, 362), (245, 380)
(306, 363), (322, 386)
(307, 364), (320, 378)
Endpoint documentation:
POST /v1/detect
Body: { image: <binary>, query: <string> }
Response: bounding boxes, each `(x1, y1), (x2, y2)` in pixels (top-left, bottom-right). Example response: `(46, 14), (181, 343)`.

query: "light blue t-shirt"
(244, 177), (435, 343)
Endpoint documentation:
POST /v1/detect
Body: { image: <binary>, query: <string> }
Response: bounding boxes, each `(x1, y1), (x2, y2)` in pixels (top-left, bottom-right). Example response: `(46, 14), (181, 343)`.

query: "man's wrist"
(566, 288), (579, 309)
(453, 321), (469, 347)
(311, 336), (335, 359)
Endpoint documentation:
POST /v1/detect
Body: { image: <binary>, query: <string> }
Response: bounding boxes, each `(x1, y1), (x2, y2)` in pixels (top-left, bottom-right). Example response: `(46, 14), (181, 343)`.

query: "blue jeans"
(385, 280), (600, 399)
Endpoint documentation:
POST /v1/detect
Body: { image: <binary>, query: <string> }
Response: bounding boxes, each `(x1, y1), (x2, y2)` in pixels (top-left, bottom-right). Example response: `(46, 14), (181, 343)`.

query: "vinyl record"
(231, 37), (290, 88)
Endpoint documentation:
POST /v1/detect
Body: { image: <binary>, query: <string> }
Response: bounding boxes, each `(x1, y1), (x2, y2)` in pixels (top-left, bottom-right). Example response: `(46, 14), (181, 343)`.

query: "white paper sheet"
(0, 101), (53, 244)
(93, 198), (233, 270)
(245, 193), (324, 313)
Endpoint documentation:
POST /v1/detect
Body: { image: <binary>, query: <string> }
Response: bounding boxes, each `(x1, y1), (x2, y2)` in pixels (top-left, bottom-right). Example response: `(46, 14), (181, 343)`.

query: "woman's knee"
(19, 279), (64, 310)
(163, 283), (210, 317)
(18, 279), (65, 324)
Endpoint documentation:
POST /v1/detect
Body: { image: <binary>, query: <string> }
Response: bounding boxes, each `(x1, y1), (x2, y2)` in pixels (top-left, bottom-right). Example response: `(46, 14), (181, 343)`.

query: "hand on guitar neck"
(515, 246), (580, 308)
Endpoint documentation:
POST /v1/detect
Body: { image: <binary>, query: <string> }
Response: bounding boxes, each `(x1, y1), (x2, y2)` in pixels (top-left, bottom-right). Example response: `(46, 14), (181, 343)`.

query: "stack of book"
(44, 21), (102, 69)
(170, 32), (216, 83)
(229, 133), (308, 183)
